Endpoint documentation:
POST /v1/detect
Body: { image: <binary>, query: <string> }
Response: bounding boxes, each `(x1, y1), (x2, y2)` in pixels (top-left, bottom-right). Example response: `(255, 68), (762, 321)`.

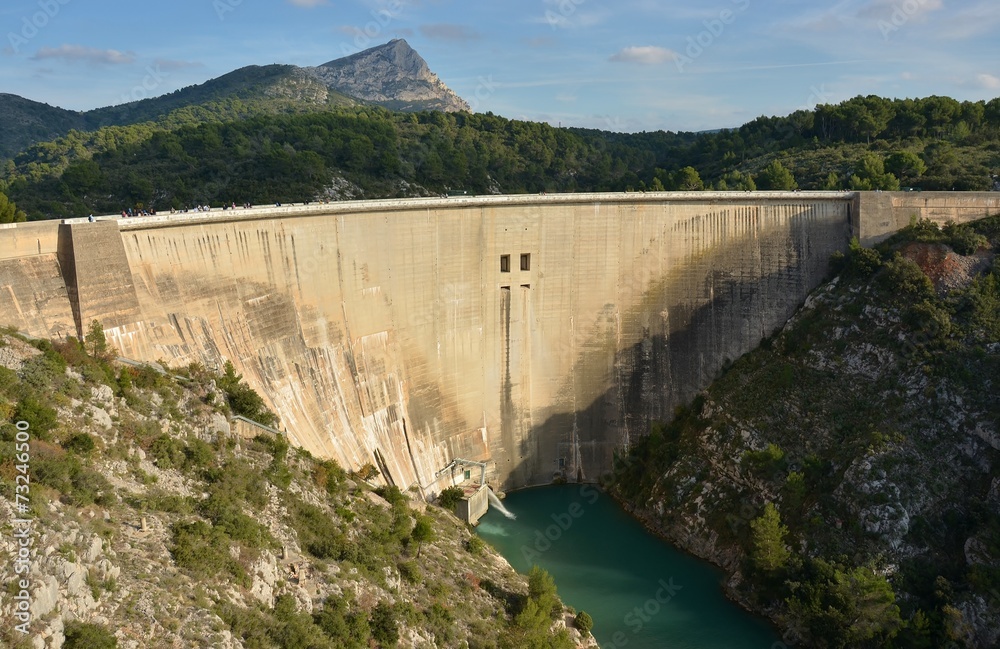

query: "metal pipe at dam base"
(2, 191), (999, 495)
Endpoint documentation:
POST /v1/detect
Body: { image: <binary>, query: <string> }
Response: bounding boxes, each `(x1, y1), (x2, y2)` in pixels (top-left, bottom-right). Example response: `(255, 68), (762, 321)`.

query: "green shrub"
(150, 435), (186, 469)
(466, 535), (486, 555)
(64, 621), (117, 648)
(846, 238), (882, 277)
(251, 433), (288, 460)
(115, 367), (133, 396)
(64, 433), (96, 455)
(369, 601), (399, 647)
(313, 459), (348, 498)
(52, 337), (89, 368)
(437, 486), (464, 510)
(398, 560), (421, 584)
(288, 498), (346, 560)
(198, 493), (273, 549)
(0, 365), (18, 398)
(741, 443), (786, 477)
(271, 594), (335, 649)
(574, 611), (594, 636)
(527, 566), (563, 620)
(202, 459), (267, 509)
(785, 559), (902, 647)
(750, 503), (790, 573)
(904, 300), (952, 340)
(218, 361), (279, 427)
(145, 492), (195, 514)
(118, 417), (163, 449)
(169, 520), (245, 583)
(881, 253), (933, 299)
(943, 222), (987, 255)
(33, 446), (112, 506)
(184, 438), (216, 468)
(424, 602), (455, 644)
(354, 463), (380, 481)
(12, 394), (58, 440)
(313, 595), (371, 649)
(375, 485), (408, 506)
(783, 471), (807, 513)
(20, 342), (67, 389)
(904, 218), (946, 243)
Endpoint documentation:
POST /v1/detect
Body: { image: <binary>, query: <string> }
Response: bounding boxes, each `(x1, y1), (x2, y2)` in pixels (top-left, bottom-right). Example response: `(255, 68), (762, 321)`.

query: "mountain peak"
(311, 40), (468, 112)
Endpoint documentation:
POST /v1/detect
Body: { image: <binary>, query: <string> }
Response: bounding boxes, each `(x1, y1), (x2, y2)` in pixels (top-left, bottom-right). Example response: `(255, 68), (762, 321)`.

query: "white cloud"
(609, 46), (677, 65)
(287, 0), (328, 7)
(532, 4), (610, 30)
(32, 45), (135, 65)
(975, 73), (1000, 90)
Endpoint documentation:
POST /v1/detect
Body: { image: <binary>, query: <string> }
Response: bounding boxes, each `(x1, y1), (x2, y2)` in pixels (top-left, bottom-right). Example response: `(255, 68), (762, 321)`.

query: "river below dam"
(475, 484), (780, 648)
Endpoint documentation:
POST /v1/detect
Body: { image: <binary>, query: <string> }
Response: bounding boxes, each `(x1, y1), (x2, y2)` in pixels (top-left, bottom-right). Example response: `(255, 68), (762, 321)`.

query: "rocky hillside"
(0, 332), (589, 648)
(611, 216), (1000, 648)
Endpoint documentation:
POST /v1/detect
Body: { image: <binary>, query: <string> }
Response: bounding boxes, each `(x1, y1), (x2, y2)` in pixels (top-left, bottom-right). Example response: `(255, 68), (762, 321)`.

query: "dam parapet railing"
(65, 190), (859, 231)
(50, 189), (1000, 247)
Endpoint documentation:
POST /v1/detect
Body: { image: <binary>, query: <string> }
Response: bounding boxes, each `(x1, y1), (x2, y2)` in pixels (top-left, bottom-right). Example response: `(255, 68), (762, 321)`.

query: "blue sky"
(1, 0), (998, 132)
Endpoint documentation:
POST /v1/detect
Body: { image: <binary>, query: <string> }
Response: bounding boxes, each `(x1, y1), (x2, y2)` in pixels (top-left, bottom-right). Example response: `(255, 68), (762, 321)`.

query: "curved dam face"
(3, 192), (858, 491)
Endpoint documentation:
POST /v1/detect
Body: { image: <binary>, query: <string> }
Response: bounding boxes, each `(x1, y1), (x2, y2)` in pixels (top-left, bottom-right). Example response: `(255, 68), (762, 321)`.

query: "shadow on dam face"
(498, 213), (845, 490)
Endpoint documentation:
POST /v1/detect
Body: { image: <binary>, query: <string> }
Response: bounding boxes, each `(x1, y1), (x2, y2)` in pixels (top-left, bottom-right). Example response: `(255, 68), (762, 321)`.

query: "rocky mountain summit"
(308, 39), (469, 112)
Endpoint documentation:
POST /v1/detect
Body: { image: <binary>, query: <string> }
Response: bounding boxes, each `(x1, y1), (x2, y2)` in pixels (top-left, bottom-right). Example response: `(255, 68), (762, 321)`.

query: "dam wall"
(856, 191), (1000, 244)
(1, 191), (995, 491)
(0, 220), (75, 339)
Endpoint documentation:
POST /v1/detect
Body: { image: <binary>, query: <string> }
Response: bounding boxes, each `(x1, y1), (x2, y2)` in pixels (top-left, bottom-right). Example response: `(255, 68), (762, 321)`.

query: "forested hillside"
(611, 215), (1000, 648)
(1, 94), (998, 219)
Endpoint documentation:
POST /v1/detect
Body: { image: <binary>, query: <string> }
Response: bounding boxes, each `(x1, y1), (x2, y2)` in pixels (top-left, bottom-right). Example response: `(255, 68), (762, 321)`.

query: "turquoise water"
(476, 484), (781, 649)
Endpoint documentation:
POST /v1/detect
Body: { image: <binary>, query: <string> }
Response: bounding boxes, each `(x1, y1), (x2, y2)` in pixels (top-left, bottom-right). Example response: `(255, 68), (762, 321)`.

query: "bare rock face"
(306, 39), (469, 112)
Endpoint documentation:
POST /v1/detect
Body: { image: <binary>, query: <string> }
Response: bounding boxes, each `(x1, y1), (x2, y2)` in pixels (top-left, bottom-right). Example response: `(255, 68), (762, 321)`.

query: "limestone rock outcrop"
(307, 39), (469, 112)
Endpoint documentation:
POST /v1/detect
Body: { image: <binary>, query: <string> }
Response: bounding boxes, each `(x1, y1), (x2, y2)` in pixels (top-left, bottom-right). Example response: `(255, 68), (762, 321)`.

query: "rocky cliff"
(611, 216), (1000, 648)
(308, 39), (469, 112)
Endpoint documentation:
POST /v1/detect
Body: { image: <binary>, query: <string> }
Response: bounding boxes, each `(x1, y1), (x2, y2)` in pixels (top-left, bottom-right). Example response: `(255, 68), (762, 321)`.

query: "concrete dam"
(2, 191), (998, 493)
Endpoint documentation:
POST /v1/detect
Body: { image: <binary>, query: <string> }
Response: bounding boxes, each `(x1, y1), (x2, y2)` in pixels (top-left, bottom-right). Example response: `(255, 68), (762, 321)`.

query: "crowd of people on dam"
(99, 200), (340, 219)
(111, 202), (257, 218)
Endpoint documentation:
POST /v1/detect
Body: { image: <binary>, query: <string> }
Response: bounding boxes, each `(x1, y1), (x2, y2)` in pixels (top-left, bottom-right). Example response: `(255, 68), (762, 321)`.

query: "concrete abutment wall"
(2, 191), (997, 493)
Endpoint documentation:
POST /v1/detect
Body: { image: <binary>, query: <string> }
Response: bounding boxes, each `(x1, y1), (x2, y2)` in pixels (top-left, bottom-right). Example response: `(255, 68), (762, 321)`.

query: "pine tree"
(756, 160), (798, 190)
(750, 502), (789, 572)
(85, 320), (109, 359)
(410, 516), (434, 558)
(0, 191), (27, 223)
